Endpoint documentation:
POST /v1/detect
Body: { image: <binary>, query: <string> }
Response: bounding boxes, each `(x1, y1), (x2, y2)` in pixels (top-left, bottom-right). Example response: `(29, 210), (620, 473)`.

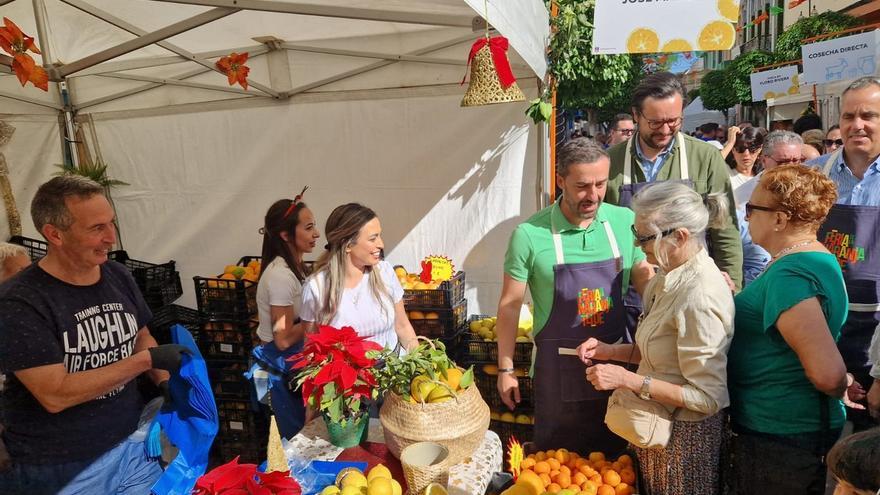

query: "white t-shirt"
(300, 260), (404, 351)
(729, 169), (755, 205)
(256, 256), (304, 343)
(734, 172), (762, 208)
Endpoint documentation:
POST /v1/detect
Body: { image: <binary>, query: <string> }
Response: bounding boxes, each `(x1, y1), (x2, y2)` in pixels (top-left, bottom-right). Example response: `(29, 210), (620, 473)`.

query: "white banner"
(801, 30), (879, 84)
(749, 66), (799, 102)
(593, 0), (739, 55)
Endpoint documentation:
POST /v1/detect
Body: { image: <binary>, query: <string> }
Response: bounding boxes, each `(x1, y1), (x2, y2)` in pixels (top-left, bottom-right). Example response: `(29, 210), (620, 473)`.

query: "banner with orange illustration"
(749, 65), (800, 102)
(592, 0), (739, 55)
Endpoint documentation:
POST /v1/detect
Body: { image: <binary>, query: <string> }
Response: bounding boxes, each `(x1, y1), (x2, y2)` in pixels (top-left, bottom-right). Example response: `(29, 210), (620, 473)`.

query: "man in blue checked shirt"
(806, 76), (880, 431)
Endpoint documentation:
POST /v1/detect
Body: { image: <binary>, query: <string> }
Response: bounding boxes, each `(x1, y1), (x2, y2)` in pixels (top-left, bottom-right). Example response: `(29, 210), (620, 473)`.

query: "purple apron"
(533, 207), (628, 454)
(819, 150), (880, 375)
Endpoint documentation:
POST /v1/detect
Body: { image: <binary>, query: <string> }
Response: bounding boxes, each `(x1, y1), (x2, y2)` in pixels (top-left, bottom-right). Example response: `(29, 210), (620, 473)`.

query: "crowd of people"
(0, 70), (878, 495)
(500, 72), (880, 495)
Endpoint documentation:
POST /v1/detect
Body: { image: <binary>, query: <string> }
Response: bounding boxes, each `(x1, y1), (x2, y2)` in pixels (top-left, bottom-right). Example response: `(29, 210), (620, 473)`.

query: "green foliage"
(547, 0), (638, 111)
(371, 339), (472, 397)
(595, 57), (644, 123)
(54, 159), (129, 188)
(727, 50), (776, 105)
(699, 69), (736, 112)
(774, 11), (861, 62)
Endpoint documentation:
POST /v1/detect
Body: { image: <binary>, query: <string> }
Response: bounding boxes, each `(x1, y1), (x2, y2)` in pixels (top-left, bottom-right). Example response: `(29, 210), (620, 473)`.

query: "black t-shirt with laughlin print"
(0, 261), (152, 464)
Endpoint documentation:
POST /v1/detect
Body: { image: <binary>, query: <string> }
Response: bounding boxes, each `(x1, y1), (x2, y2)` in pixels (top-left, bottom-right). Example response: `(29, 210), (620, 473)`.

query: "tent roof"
(0, 0), (547, 115)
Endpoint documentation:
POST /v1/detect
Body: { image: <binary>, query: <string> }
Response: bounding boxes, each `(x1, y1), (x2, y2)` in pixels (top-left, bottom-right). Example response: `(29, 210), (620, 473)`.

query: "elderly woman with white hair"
(0, 243), (30, 283)
(577, 182), (734, 495)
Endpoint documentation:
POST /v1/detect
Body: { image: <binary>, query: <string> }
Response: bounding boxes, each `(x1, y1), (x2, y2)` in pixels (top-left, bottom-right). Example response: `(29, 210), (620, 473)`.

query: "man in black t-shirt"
(0, 176), (189, 495)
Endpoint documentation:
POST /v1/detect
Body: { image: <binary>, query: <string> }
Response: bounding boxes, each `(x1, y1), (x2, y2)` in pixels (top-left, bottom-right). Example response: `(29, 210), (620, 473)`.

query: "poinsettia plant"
(290, 325), (382, 425)
(193, 456), (301, 495)
(0, 17), (48, 91)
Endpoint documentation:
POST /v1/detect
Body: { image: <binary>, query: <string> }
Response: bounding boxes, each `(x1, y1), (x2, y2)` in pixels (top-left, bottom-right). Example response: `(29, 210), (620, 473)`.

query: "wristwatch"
(639, 375), (652, 400)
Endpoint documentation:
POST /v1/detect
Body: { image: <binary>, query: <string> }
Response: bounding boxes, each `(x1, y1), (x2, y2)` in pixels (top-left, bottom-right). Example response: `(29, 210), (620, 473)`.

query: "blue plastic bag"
(151, 324), (219, 495)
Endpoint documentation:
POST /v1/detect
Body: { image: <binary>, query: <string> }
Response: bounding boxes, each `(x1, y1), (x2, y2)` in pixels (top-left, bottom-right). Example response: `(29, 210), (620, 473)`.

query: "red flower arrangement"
(290, 325), (382, 425)
(215, 52), (250, 90)
(0, 17), (48, 91)
(193, 456), (301, 495)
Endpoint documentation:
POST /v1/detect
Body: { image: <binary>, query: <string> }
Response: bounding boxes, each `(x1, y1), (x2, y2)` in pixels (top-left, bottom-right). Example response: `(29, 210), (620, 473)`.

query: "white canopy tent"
(0, 0), (549, 313)
(682, 96), (731, 133)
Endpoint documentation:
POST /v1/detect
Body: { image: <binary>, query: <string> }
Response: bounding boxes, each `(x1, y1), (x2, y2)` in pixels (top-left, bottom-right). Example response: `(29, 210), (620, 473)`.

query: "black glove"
(158, 380), (174, 410)
(148, 344), (192, 373)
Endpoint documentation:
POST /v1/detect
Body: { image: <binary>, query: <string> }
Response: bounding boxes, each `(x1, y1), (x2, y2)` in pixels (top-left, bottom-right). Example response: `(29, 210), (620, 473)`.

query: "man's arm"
(496, 274), (528, 410)
(13, 350), (154, 414)
(134, 326), (169, 385)
(705, 148), (744, 290)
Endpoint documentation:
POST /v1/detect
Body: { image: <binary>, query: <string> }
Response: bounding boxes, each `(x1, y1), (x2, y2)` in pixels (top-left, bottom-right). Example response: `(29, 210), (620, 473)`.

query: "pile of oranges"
(517, 449), (635, 495)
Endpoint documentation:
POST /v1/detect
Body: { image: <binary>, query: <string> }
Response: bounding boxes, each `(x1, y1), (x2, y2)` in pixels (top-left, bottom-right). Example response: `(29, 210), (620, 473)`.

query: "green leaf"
(459, 367), (474, 389)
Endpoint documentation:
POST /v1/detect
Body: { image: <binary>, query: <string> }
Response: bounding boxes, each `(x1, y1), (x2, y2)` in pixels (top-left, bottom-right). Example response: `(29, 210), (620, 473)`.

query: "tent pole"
(60, 82), (80, 167)
(32, 0), (54, 65)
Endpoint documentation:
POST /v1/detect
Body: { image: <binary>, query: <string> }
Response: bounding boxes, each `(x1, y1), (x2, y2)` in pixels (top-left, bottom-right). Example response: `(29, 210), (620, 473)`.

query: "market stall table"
(285, 418), (503, 495)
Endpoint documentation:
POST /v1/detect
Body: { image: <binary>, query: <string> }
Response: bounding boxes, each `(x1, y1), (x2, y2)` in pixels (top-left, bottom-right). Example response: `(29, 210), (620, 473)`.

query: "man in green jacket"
(606, 71), (743, 289)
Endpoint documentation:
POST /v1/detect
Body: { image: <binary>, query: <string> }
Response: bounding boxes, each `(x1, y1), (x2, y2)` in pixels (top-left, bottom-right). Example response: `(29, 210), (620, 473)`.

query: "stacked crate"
(8, 236), (183, 311)
(193, 256), (268, 465)
(402, 271), (467, 359)
(463, 314), (535, 446)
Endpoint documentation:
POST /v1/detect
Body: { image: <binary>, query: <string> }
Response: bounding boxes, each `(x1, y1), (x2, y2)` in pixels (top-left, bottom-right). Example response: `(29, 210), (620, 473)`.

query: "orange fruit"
(602, 470), (621, 488)
(588, 452), (605, 464)
(611, 462), (623, 472)
(535, 452), (547, 462)
(616, 455), (632, 466)
(572, 472), (587, 486)
(547, 483), (561, 493)
(534, 461), (550, 474)
(597, 486), (616, 495)
(547, 458), (561, 471)
(575, 459), (588, 468)
(559, 466), (571, 477)
(518, 470), (545, 495)
(549, 470), (559, 479)
(555, 449), (570, 465)
(619, 468), (636, 485)
(539, 473), (552, 487)
(717, 0), (740, 21)
(589, 474), (603, 485)
(626, 28), (660, 53)
(546, 450), (556, 459)
(698, 20), (735, 51)
(555, 472), (571, 489)
(615, 483), (633, 495)
(661, 39), (693, 53)
(521, 458), (536, 470)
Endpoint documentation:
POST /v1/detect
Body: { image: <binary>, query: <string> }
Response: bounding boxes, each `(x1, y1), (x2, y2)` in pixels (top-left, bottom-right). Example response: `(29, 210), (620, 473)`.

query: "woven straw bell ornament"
(461, 38), (526, 107)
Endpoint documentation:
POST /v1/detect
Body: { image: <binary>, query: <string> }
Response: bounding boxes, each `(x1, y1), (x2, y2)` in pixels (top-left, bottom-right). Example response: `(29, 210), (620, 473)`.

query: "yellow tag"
(422, 255), (454, 282)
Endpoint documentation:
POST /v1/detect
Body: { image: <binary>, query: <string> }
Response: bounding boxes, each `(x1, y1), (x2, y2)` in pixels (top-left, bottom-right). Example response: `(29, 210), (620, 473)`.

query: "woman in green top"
(728, 164), (858, 495)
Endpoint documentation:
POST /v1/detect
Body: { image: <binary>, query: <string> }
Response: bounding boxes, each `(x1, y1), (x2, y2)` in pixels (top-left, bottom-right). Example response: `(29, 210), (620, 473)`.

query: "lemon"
(409, 311), (425, 320)
(717, 0), (740, 21)
(500, 412), (516, 423)
(661, 39), (693, 53)
(321, 486), (342, 495)
(410, 376), (436, 403)
(367, 464), (392, 483)
(515, 414), (531, 425)
(515, 336), (530, 343)
(393, 266), (407, 278)
(340, 471), (368, 489)
(426, 385), (454, 403)
(390, 479), (402, 495)
(626, 28), (660, 53)
(367, 477), (393, 495)
(422, 483), (448, 495)
(340, 486), (364, 495)
(698, 21), (735, 51)
(443, 368), (464, 390)
(425, 312), (439, 319)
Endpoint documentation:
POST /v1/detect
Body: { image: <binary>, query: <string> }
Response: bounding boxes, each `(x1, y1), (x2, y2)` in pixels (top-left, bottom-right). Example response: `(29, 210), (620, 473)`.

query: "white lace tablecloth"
(284, 418), (503, 495)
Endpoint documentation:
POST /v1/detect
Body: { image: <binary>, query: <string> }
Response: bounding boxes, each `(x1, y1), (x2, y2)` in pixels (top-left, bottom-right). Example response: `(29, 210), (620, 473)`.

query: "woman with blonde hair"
(729, 164), (854, 494)
(578, 181), (734, 494)
(301, 203), (417, 353)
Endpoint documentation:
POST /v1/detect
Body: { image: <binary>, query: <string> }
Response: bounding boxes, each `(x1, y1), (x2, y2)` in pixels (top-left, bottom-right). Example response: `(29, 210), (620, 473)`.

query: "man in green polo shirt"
(496, 138), (654, 454)
(605, 71), (743, 290)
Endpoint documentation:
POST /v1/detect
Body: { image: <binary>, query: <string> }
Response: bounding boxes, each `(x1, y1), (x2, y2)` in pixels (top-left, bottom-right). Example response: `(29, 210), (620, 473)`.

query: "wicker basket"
(379, 383), (490, 465)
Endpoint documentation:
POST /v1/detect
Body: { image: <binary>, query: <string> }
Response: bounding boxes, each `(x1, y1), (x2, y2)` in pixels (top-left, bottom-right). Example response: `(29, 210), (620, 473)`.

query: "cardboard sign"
(801, 30), (879, 84)
(593, 0), (739, 55)
(749, 65), (799, 102)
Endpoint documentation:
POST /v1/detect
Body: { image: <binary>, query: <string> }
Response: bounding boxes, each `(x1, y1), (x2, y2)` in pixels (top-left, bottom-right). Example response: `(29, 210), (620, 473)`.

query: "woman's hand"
(844, 373), (867, 410)
(577, 338), (611, 365)
(585, 364), (634, 391)
(727, 125), (741, 144)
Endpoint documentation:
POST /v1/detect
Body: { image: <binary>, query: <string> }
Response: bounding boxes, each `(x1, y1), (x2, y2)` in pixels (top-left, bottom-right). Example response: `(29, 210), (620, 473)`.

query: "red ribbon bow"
(462, 36), (517, 89)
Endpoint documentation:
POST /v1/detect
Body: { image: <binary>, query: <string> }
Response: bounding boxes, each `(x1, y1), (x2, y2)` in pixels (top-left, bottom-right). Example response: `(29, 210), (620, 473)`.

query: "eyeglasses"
(734, 144), (762, 154)
(744, 202), (784, 218)
(638, 113), (682, 130)
(823, 138), (843, 147)
(615, 128), (635, 135)
(766, 156), (802, 166)
(631, 224), (677, 245)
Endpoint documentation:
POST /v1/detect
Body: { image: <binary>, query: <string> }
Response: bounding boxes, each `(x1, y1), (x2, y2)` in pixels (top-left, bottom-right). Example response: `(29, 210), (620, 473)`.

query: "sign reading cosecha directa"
(801, 30), (879, 84)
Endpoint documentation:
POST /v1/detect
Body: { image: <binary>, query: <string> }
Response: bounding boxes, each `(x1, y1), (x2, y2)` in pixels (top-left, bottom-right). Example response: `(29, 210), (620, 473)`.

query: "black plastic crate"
(216, 398), (269, 438)
(199, 319), (259, 361)
(402, 271), (465, 308)
(211, 438), (267, 467)
(147, 304), (203, 345)
(194, 276), (258, 321)
(207, 360), (252, 399)
(489, 419), (534, 447)
(439, 326), (468, 363)
(475, 369), (534, 407)
(8, 235), (47, 261)
(464, 314), (533, 366)
(408, 299), (467, 339)
(109, 250), (183, 310)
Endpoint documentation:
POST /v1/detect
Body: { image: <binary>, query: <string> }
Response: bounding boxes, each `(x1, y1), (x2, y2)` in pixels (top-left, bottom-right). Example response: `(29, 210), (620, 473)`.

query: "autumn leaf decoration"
(0, 18), (48, 91)
(215, 52), (249, 90)
(788, 0), (807, 8)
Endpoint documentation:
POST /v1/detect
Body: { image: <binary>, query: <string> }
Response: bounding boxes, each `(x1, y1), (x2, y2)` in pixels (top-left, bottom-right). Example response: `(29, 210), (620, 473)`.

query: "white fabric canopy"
(0, 0), (549, 314)
(683, 96), (730, 133)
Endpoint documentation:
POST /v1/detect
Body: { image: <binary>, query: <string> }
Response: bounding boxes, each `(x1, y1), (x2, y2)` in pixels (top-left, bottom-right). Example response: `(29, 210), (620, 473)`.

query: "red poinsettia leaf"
(226, 70), (237, 86)
(336, 360), (358, 390)
(258, 470), (301, 492)
(12, 53), (34, 86)
(0, 29), (13, 54)
(312, 361), (337, 387)
(2, 18), (24, 44)
(236, 66), (249, 90)
(215, 55), (230, 72)
(23, 34), (40, 54)
(29, 65), (48, 91)
(246, 474), (272, 495)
